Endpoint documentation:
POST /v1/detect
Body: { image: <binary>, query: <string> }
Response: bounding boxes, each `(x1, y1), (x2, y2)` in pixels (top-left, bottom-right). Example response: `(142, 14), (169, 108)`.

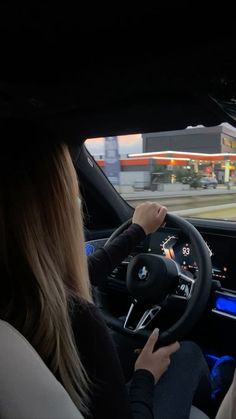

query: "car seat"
(215, 367), (236, 419)
(0, 319), (84, 419)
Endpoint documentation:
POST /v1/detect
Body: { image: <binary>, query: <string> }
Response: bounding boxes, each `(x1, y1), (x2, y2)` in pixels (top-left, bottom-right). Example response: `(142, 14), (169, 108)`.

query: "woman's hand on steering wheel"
(132, 202), (167, 235)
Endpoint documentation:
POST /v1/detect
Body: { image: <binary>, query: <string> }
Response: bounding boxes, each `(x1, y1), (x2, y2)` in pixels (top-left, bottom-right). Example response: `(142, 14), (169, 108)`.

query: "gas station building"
(96, 125), (236, 189)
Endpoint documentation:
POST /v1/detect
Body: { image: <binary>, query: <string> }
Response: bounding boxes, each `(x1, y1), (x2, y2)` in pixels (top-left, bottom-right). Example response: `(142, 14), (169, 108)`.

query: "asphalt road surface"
(122, 186), (236, 220)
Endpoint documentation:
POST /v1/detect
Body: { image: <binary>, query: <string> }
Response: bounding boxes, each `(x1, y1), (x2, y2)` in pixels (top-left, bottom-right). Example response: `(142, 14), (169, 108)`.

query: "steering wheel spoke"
(123, 299), (161, 333)
(170, 270), (195, 300)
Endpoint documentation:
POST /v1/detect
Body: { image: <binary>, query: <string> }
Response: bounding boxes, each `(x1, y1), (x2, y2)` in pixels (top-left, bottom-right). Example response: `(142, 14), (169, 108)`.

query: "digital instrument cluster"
(85, 229), (236, 292)
(146, 228), (236, 289)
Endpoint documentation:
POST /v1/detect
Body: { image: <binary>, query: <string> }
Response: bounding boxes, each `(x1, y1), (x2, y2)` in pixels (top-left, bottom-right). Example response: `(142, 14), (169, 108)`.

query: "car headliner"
(1, 5), (236, 142)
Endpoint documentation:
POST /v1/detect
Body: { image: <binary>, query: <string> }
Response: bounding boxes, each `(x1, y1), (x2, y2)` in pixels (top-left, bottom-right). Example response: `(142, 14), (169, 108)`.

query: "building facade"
(142, 124), (236, 154)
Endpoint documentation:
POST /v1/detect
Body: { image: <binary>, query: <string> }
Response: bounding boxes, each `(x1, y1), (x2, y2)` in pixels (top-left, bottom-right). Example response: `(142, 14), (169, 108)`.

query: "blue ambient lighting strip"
(214, 294), (236, 316)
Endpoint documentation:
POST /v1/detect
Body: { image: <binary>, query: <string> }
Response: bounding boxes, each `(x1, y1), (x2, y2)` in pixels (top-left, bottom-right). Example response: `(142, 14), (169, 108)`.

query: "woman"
(0, 119), (211, 418)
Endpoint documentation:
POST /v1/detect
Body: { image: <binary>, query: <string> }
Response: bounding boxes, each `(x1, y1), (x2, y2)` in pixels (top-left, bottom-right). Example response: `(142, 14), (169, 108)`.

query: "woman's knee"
(180, 341), (203, 355)
(178, 341), (208, 369)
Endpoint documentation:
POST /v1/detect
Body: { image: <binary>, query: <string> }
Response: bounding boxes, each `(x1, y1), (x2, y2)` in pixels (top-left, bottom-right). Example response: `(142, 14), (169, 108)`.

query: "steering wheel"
(100, 213), (212, 346)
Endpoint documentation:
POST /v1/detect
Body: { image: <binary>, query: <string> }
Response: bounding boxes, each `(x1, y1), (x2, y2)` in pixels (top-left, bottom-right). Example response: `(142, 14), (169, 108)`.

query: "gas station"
(92, 125), (236, 191)
(128, 151), (236, 186)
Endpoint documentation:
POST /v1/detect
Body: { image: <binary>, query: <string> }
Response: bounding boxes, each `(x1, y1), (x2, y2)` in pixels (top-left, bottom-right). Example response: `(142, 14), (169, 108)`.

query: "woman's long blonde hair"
(0, 121), (92, 415)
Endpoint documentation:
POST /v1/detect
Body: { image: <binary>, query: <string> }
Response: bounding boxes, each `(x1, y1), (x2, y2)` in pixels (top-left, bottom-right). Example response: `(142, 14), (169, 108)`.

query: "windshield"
(86, 124), (236, 221)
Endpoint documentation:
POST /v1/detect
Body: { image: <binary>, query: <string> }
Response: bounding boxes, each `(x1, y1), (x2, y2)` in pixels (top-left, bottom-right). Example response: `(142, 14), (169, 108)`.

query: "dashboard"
(85, 227), (236, 292)
(85, 222), (236, 352)
(145, 228), (235, 290)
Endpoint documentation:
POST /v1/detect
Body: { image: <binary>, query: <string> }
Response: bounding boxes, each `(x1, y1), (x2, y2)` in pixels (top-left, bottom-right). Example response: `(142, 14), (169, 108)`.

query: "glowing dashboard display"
(147, 229), (233, 285)
(158, 235), (226, 280)
(84, 239), (107, 256)
(85, 243), (95, 256)
(85, 231), (236, 293)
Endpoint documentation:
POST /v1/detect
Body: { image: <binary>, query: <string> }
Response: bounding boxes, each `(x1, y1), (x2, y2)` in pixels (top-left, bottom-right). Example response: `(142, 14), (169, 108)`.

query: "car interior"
(1, 4), (236, 419)
(0, 320), (83, 419)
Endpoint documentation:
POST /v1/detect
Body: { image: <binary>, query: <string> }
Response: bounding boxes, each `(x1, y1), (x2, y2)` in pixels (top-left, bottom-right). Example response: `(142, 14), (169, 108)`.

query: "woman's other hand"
(134, 328), (180, 384)
(132, 202), (167, 235)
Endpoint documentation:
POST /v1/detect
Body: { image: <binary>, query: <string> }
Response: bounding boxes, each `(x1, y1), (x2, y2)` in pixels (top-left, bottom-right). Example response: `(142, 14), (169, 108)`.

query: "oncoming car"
(189, 176), (218, 189)
(1, 4), (236, 419)
(198, 177), (218, 189)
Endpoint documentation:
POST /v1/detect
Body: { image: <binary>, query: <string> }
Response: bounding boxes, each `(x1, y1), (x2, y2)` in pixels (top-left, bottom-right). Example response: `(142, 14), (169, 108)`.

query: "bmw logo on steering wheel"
(138, 266), (149, 281)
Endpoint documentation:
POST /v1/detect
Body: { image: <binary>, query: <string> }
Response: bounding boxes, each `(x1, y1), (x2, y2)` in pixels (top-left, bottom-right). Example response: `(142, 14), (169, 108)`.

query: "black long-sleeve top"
(71, 224), (155, 419)
(88, 223), (146, 286)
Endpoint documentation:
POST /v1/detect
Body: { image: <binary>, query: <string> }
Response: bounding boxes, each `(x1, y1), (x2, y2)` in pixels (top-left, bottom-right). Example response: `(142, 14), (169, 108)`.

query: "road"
(121, 186), (236, 220)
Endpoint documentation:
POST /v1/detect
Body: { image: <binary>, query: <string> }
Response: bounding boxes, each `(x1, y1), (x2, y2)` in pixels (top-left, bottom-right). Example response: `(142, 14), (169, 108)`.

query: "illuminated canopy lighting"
(152, 157), (190, 161)
(129, 151), (236, 158)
